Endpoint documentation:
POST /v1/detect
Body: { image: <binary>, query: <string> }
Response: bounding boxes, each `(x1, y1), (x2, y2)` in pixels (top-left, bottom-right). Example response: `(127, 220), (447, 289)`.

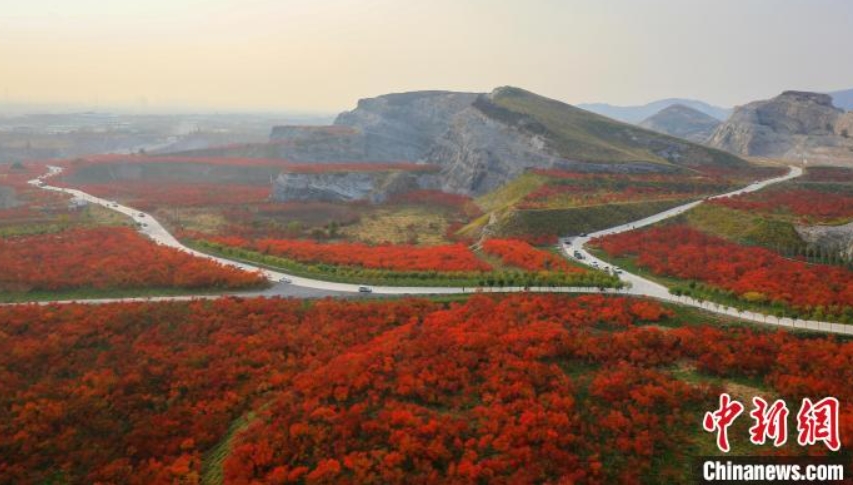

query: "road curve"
(23, 165), (853, 335)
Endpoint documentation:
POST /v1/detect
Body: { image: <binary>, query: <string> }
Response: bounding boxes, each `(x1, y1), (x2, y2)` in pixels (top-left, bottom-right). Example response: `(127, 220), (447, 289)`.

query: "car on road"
(280, 277), (292, 284)
(138, 213), (145, 218)
(573, 251), (584, 259)
(358, 286), (373, 293)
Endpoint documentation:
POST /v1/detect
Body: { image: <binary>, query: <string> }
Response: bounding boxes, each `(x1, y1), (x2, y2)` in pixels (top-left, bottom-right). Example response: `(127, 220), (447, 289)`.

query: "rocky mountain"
(638, 104), (721, 143)
(578, 98), (731, 124)
(176, 87), (750, 197)
(707, 91), (853, 161)
(830, 88), (853, 111)
(427, 87), (745, 194)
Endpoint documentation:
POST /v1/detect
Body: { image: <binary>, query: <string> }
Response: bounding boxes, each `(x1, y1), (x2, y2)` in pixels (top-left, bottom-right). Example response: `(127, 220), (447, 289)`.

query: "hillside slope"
(433, 87), (746, 193)
(639, 104), (721, 143)
(169, 87), (751, 195)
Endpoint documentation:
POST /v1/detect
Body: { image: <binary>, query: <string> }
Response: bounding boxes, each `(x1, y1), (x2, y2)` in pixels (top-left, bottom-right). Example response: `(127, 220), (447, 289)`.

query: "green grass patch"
(0, 285), (260, 304)
(682, 204), (805, 251)
(202, 409), (262, 485)
(495, 199), (692, 240)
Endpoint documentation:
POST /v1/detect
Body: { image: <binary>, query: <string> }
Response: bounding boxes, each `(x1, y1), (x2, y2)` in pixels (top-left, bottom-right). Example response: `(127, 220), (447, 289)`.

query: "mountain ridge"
(168, 86), (752, 195)
(639, 104), (722, 143)
(578, 98), (731, 123)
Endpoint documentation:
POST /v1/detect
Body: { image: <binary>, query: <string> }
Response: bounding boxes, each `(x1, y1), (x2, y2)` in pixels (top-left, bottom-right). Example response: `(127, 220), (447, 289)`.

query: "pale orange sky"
(1, 0), (852, 113)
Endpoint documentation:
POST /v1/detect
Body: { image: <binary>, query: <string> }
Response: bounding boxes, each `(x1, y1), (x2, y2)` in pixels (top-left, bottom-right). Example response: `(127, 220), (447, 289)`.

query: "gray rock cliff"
(708, 91), (853, 161)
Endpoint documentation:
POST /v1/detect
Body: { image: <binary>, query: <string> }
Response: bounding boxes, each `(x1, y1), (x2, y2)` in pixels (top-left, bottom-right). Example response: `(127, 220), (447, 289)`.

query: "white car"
(279, 277), (292, 284)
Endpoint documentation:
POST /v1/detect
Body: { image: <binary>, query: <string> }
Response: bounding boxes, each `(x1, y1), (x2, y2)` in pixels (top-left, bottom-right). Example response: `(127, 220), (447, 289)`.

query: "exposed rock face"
(836, 112), (853, 139)
(797, 221), (853, 259)
(639, 104), (721, 143)
(428, 101), (565, 194)
(708, 91), (853, 161)
(334, 91), (479, 161)
(264, 92), (478, 163)
(272, 170), (441, 203)
(264, 87), (748, 197)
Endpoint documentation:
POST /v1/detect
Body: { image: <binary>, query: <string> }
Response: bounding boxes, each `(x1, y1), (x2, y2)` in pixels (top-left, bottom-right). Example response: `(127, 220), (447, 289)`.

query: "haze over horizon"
(2, 0), (852, 114)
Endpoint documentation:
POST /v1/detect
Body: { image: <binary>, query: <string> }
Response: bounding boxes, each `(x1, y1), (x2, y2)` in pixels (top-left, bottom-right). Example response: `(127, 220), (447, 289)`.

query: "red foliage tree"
(204, 236), (492, 273)
(0, 226), (265, 292)
(594, 225), (853, 313)
(482, 238), (583, 273)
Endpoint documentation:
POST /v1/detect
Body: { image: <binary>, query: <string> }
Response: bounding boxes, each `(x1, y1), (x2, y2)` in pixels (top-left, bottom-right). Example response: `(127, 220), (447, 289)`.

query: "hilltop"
(639, 103), (721, 143)
(175, 87), (750, 196)
(707, 90), (853, 162)
(577, 98), (731, 123)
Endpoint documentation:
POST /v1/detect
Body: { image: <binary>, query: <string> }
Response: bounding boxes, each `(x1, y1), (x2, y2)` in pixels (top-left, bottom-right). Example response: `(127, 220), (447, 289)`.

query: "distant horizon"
(2, 84), (850, 117)
(2, 0), (852, 114)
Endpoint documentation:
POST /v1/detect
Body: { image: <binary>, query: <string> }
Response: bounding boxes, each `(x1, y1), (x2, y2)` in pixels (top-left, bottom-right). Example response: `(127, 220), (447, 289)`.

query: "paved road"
(23, 165), (853, 335)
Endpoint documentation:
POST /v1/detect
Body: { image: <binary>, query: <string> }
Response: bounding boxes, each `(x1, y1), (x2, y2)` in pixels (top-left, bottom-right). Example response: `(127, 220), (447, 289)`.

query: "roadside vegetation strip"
(0, 226), (267, 298)
(591, 224), (853, 324)
(0, 286), (246, 304)
(187, 238), (621, 289)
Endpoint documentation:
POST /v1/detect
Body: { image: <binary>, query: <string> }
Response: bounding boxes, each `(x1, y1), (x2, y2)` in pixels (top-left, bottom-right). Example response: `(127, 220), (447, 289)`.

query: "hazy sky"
(1, 0), (851, 113)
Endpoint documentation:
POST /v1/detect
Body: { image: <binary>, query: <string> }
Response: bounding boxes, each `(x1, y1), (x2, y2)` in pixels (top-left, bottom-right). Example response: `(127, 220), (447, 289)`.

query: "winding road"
(22, 164), (853, 335)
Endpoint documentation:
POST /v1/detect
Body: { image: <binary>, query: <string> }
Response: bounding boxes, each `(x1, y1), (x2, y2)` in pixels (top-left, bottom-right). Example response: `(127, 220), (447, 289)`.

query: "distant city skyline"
(1, 0), (851, 113)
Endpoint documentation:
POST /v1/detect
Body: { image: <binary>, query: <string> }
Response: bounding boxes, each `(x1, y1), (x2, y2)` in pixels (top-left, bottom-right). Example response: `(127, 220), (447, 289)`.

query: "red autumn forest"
(710, 188), (853, 221)
(67, 181), (273, 210)
(201, 235), (493, 273)
(1, 294), (851, 484)
(593, 225), (853, 316)
(0, 226), (265, 293)
(57, 154), (439, 173)
(482, 238), (582, 273)
(385, 190), (480, 214)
